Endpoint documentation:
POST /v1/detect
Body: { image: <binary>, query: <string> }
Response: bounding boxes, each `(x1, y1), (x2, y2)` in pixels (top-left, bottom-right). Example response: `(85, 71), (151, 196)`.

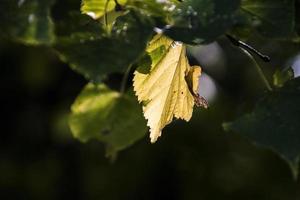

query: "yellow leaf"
(133, 34), (207, 143)
(186, 66), (202, 96)
(186, 66), (209, 108)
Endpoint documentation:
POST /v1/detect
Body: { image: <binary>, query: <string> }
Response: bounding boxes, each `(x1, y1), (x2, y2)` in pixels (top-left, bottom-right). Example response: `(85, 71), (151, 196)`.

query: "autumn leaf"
(133, 34), (207, 143)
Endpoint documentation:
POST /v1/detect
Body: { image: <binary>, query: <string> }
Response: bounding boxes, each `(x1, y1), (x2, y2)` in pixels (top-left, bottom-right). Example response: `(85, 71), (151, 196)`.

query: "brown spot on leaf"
(194, 94), (209, 109)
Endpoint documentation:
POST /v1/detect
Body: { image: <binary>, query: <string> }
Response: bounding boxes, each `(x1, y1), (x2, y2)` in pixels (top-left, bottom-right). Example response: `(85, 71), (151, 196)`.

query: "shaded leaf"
(224, 78), (300, 161)
(165, 0), (241, 44)
(54, 12), (103, 37)
(133, 35), (206, 143)
(69, 83), (147, 157)
(296, 0), (300, 37)
(55, 11), (154, 82)
(239, 0), (295, 38)
(0, 0), (55, 45)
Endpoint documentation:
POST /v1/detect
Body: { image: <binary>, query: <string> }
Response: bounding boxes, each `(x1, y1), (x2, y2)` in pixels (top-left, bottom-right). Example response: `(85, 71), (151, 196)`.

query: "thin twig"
(239, 47), (273, 91)
(120, 65), (133, 95)
(226, 34), (270, 62)
(114, 0), (123, 11)
(104, 0), (110, 28)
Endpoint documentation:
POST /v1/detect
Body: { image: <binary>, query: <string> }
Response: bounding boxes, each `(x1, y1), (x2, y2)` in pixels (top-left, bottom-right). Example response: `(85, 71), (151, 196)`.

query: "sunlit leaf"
(133, 35), (206, 143)
(224, 78), (300, 161)
(81, 0), (127, 19)
(69, 83), (147, 157)
(0, 0), (55, 45)
(81, 0), (176, 21)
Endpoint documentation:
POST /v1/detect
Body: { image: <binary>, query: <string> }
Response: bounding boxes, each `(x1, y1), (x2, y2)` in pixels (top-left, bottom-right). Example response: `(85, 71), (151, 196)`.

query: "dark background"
(1, 0), (300, 199)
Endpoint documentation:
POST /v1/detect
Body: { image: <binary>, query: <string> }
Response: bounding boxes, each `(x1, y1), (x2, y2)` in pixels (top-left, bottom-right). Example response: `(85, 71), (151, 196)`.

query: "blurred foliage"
(81, 0), (127, 19)
(239, 0), (295, 38)
(224, 77), (300, 161)
(1, 0), (300, 199)
(165, 0), (241, 44)
(0, 0), (55, 45)
(69, 83), (146, 158)
(273, 67), (295, 87)
(55, 10), (154, 82)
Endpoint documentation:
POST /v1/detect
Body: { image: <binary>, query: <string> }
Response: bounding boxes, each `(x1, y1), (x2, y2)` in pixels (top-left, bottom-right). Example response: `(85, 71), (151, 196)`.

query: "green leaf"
(0, 0), (55, 45)
(81, 0), (127, 19)
(127, 0), (179, 19)
(69, 83), (147, 157)
(55, 11), (154, 82)
(239, 0), (295, 38)
(224, 78), (300, 161)
(81, 0), (178, 21)
(273, 67), (294, 88)
(165, 0), (241, 44)
(54, 12), (104, 37)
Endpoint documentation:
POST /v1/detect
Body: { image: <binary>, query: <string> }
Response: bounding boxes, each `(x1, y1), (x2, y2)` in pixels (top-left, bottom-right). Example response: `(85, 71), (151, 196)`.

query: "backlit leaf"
(81, 0), (127, 19)
(81, 0), (177, 21)
(133, 35), (207, 143)
(69, 83), (147, 157)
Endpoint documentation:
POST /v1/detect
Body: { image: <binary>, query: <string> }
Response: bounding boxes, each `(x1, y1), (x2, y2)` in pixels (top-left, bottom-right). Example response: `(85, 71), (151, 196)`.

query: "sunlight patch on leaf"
(81, 0), (127, 19)
(69, 83), (147, 158)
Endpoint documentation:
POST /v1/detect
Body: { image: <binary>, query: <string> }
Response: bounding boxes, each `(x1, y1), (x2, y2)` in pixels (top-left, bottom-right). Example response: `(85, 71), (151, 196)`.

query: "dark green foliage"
(165, 0), (241, 44)
(0, 0), (55, 45)
(55, 11), (154, 82)
(239, 0), (295, 38)
(224, 78), (300, 161)
(296, 0), (300, 37)
(0, 0), (299, 159)
(1, 0), (300, 198)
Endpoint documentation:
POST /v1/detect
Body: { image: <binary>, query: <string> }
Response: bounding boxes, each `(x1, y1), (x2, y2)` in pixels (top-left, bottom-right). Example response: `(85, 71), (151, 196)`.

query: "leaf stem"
(288, 157), (299, 181)
(104, 0), (109, 29)
(120, 65), (132, 95)
(226, 34), (270, 62)
(239, 47), (273, 91)
(114, 0), (123, 11)
(226, 34), (273, 91)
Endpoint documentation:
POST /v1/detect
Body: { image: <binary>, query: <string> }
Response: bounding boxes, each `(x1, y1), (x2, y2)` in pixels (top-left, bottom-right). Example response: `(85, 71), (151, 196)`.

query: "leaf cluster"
(1, 0), (300, 159)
